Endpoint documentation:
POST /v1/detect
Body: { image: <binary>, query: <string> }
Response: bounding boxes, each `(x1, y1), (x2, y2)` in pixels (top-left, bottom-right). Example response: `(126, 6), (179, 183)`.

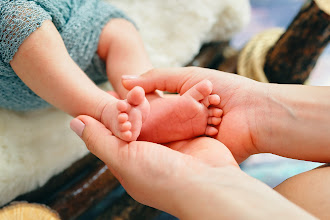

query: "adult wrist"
(244, 81), (271, 155)
(174, 165), (315, 219)
(252, 83), (330, 161)
(172, 165), (244, 220)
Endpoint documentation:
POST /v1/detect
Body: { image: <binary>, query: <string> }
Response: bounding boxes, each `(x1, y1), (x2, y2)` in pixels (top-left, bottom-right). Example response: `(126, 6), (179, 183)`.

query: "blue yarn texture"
(0, 0), (130, 111)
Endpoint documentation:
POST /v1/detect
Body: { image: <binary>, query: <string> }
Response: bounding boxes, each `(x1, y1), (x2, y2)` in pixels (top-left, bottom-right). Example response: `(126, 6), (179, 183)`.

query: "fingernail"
(70, 118), (85, 137)
(122, 75), (140, 80)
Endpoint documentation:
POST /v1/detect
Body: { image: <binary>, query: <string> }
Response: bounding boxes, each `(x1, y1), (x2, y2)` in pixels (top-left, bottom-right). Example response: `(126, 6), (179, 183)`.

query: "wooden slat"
(14, 153), (101, 204)
(264, 0), (330, 84)
(95, 192), (161, 220)
(48, 163), (119, 220)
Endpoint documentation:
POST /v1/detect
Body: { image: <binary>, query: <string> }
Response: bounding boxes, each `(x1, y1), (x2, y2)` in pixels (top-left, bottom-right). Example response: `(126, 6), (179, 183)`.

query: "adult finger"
(71, 115), (125, 171)
(71, 116), (198, 213)
(71, 115), (185, 181)
(122, 67), (209, 95)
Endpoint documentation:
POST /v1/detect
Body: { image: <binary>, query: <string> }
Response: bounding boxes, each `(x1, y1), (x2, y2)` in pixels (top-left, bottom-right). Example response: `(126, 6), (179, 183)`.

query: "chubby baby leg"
(100, 86), (150, 142)
(138, 80), (222, 143)
(98, 19), (153, 99)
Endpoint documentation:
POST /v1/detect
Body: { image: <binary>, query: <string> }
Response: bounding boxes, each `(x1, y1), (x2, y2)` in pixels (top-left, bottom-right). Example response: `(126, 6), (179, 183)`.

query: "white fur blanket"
(0, 0), (250, 206)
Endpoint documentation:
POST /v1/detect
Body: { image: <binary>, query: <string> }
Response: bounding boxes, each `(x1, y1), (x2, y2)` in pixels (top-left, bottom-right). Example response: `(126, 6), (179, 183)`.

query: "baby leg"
(138, 80), (222, 143)
(98, 19), (153, 98)
(10, 20), (148, 142)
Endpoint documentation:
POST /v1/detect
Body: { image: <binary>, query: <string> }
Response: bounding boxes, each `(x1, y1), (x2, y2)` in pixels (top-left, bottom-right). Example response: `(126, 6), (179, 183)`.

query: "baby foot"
(138, 80), (222, 143)
(101, 86), (150, 142)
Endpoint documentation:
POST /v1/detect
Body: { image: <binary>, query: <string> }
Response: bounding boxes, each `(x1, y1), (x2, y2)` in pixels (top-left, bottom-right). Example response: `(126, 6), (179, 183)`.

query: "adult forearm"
(174, 166), (315, 220)
(255, 83), (330, 162)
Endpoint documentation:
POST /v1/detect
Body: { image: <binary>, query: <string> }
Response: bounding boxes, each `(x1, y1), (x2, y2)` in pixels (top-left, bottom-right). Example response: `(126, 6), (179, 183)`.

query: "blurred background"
(234, 0), (328, 189)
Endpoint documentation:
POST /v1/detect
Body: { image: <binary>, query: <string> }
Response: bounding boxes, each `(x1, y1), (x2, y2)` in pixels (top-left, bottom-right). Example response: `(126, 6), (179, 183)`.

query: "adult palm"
(123, 67), (265, 163)
(74, 115), (238, 218)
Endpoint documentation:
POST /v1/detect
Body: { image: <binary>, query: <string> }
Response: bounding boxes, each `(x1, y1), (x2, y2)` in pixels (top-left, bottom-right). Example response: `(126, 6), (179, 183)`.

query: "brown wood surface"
(0, 202), (61, 220)
(186, 42), (230, 68)
(95, 192), (161, 220)
(48, 163), (119, 220)
(12, 152), (162, 220)
(264, 0), (330, 84)
(186, 41), (239, 73)
(217, 47), (239, 73)
(14, 153), (101, 204)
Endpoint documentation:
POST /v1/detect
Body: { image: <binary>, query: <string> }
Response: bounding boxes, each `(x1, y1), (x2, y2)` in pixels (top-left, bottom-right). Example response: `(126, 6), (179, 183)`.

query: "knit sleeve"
(0, 0), (52, 63)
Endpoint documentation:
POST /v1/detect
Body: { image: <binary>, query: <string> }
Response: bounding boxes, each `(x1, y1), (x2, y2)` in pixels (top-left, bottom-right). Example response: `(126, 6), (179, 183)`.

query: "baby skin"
(101, 79), (222, 143)
(10, 18), (221, 143)
(100, 86), (150, 141)
(98, 20), (222, 143)
(139, 79), (222, 143)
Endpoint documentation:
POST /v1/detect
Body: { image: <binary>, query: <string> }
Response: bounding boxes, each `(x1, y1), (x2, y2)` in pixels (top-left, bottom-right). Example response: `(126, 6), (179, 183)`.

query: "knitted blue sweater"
(0, 0), (130, 111)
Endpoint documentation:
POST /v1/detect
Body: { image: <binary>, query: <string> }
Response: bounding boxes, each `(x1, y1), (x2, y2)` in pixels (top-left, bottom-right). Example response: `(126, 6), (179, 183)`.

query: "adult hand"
(70, 115), (238, 218)
(122, 67), (265, 163)
(122, 67), (330, 163)
(70, 115), (314, 219)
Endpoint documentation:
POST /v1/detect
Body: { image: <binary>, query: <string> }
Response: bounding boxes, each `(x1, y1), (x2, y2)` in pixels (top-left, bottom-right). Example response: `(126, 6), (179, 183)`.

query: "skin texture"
(10, 19), (222, 142)
(101, 86), (150, 141)
(122, 67), (330, 163)
(10, 20), (149, 141)
(122, 67), (262, 161)
(138, 80), (222, 143)
(99, 20), (223, 142)
(71, 115), (315, 219)
(275, 165), (330, 219)
(121, 67), (330, 218)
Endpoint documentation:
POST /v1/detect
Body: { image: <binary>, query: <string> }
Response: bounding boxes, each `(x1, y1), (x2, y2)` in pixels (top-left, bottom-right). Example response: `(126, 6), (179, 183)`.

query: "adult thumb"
(70, 115), (124, 170)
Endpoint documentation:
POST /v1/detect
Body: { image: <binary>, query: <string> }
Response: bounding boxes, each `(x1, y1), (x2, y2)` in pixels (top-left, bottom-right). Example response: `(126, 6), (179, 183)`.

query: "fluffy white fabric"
(0, 0), (250, 206)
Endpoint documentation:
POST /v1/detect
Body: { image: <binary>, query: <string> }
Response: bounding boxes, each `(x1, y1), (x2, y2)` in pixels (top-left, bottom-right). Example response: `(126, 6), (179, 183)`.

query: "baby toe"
(122, 130), (133, 141)
(208, 117), (222, 126)
(118, 113), (128, 123)
(202, 94), (220, 107)
(120, 121), (132, 132)
(117, 100), (129, 112)
(183, 80), (212, 101)
(208, 94), (221, 106)
(208, 108), (223, 117)
(127, 86), (145, 106)
(205, 126), (218, 136)
(202, 96), (211, 107)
